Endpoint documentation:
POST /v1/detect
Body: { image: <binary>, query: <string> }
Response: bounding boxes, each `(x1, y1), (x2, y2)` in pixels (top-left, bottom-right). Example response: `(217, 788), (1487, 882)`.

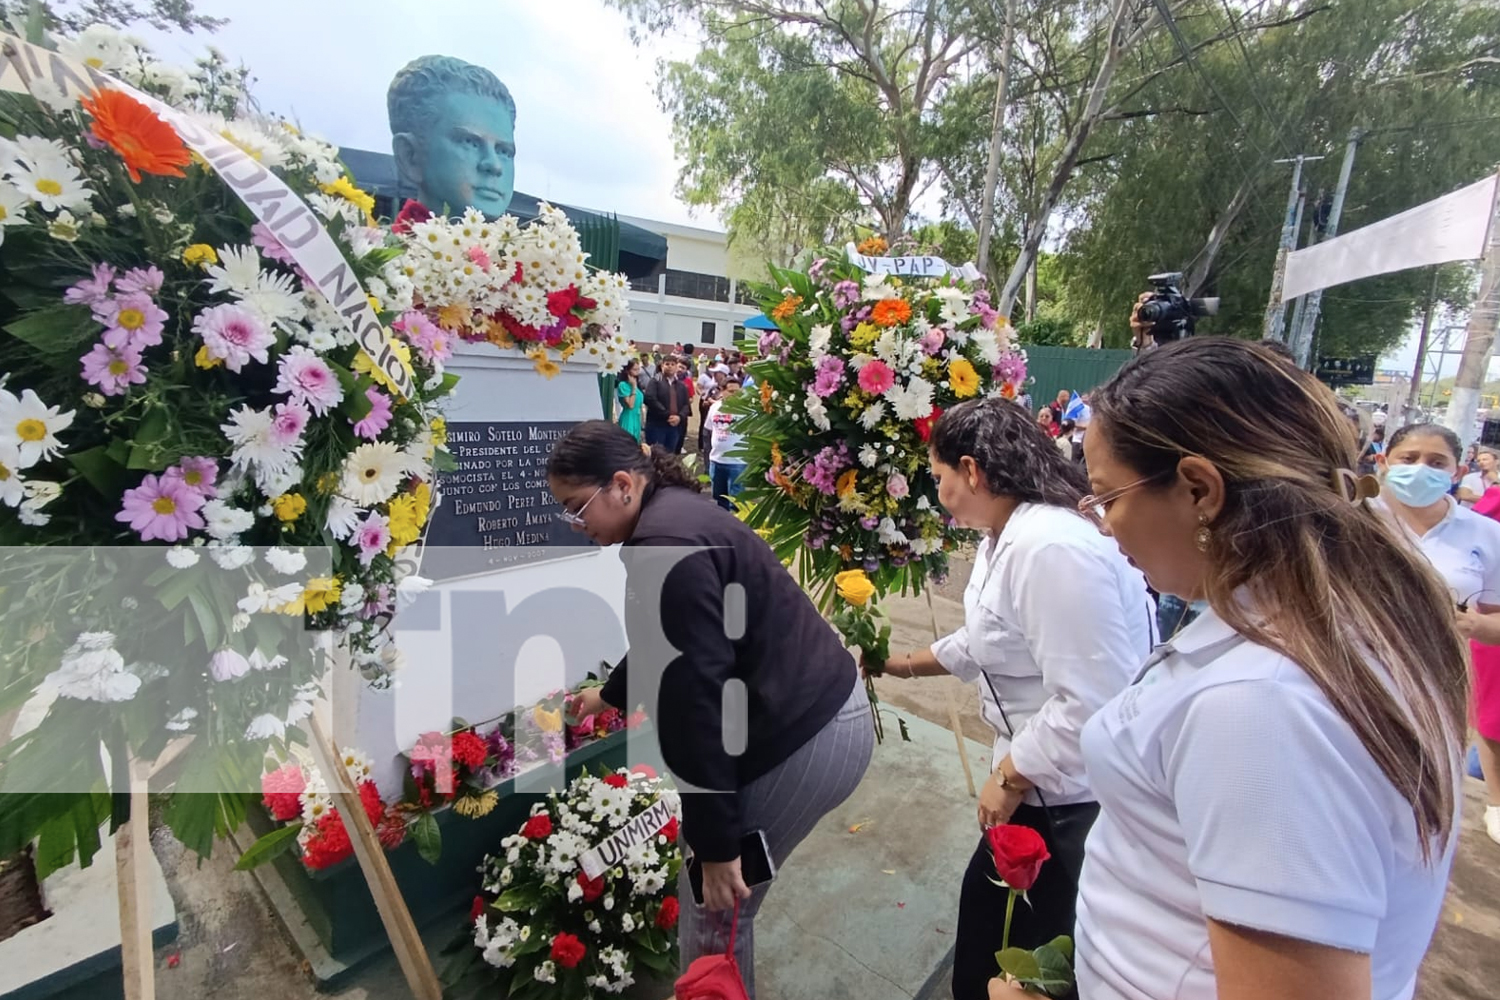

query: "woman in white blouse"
(1378, 422), (1500, 846)
(990, 339), (1465, 1000)
(878, 397), (1153, 1000)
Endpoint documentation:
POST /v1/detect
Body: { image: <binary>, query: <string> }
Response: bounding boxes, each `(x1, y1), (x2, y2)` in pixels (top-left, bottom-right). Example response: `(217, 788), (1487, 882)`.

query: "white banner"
(1283, 174), (1498, 301)
(577, 796), (674, 880)
(845, 242), (982, 281)
(0, 32), (414, 399)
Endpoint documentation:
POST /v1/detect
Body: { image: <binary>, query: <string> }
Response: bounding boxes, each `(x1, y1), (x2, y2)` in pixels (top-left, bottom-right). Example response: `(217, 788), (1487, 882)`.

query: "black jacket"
(643, 376), (690, 428)
(600, 486), (855, 862)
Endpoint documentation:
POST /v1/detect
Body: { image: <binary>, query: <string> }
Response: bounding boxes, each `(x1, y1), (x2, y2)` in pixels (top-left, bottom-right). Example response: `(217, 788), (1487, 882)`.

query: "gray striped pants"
(678, 677), (874, 997)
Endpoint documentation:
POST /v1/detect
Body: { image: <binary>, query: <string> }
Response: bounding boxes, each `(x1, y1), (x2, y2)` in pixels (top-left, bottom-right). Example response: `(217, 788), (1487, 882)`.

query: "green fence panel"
(1021, 346), (1136, 410)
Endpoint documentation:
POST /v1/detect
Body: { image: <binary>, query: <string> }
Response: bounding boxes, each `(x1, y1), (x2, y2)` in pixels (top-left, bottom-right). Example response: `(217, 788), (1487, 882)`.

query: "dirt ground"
(877, 554), (1500, 1000)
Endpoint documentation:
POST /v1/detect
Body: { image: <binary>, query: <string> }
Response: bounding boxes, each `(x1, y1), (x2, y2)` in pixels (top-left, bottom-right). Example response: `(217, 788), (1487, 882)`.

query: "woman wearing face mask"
(988, 339), (1466, 1000)
(875, 397), (1154, 1000)
(1377, 423), (1500, 846)
(550, 422), (873, 997)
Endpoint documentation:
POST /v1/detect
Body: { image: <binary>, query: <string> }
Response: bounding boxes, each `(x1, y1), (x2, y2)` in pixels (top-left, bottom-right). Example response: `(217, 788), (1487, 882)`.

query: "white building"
(619, 216), (763, 354)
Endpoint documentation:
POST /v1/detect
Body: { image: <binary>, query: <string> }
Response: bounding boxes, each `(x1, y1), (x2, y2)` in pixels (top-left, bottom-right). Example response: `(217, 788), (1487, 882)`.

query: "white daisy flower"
(165, 707), (198, 732)
(8, 147), (93, 214)
(264, 546), (307, 575)
(165, 547), (200, 569)
(0, 443), (27, 507)
(0, 184), (30, 242)
(0, 387), (75, 467)
(342, 441), (410, 505)
(202, 499), (256, 540)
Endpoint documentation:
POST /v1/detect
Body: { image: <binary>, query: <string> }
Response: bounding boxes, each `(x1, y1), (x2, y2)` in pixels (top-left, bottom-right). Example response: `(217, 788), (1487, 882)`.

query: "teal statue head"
(387, 55), (516, 219)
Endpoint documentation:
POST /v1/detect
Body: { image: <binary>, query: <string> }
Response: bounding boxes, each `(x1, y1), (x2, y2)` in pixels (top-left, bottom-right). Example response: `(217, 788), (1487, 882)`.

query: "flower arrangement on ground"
(445, 765), (682, 999)
(728, 249), (1027, 612)
(385, 200), (636, 378)
(0, 24), (453, 875)
(987, 823), (1074, 996)
(247, 746), (408, 871)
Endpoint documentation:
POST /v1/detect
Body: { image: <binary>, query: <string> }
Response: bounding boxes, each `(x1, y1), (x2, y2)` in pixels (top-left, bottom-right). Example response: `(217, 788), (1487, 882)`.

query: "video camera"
(1136, 272), (1220, 345)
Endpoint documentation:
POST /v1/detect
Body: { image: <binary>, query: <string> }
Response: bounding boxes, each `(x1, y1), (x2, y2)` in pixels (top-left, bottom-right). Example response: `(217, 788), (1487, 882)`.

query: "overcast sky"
(135, 0), (706, 226)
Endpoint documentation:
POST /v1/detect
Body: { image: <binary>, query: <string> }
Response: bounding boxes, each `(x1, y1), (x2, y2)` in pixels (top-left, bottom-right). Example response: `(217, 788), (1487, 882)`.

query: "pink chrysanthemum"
(352, 386), (393, 440)
(251, 222), (296, 266)
(394, 310), (453, 365)
(164, 456), (219, 497)
(269, 401), (311, 450)
(64, 263), (116, 307)
(465, 244), (493, 272)
(81, 342), (147, 395)
(116, 473), (206, 542)
(97, 292), (168, 351)
(354, 510), (391, 566)
(194, 303), (274, 372)
(274, 346), (343, 416)
(858, 359), (896, 395)
(114, 266), (164, 296)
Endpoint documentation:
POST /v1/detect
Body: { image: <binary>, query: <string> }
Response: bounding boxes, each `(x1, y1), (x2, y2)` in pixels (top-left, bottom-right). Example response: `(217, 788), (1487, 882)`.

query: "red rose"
(546, 286), (581, 319)
(358, 780), (386, 826)
(376, 807), (408, 850)
(659, 817), (679, 843)
(655, 896), (680, 930)
(450, 730), (489, 771)
(603, 773), (629, 789)
(260, 763), (305, 822)
(470, 895), (488, 923)
(550, 932), (587, 969)
(631, 764), (658, 780)
(391, 198), (432, 235)
(522, 813), (553, 840)
(577, 871), (605, 903)
(913, 406), (943, 443)
(986, 823), (1050, 892)
(302, 810), (353, 871)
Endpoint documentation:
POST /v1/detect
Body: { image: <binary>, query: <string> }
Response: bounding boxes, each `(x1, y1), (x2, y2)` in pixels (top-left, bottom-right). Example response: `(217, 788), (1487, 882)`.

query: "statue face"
(410, 91), (515, 218)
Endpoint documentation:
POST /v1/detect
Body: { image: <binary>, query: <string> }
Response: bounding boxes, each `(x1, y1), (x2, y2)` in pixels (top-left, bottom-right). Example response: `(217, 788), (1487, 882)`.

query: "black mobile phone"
(686, 830), (775, 907)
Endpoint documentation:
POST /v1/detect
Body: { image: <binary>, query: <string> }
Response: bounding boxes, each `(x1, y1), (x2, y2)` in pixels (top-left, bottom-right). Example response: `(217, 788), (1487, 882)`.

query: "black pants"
(951, 802), (1099, 1000)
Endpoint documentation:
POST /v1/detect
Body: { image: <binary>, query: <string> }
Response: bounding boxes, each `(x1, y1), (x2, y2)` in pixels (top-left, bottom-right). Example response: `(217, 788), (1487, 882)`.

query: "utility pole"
(1286, 190), (1310, 342)
(1444, 169), (1500, 449)
(1405, 267), (1441, 422)
(1263, 155), (1324, 341)
(975, 0), (1015, 279)
(1289, 129), (1365, 369)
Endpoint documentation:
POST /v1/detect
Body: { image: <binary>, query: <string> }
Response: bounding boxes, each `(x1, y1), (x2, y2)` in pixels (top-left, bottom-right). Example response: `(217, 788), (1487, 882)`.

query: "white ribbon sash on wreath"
(1282, 174), (1499, 301)
(577, 796), (674, 880)
(0, 31), (414, 400)
(844, 241), (983, 282)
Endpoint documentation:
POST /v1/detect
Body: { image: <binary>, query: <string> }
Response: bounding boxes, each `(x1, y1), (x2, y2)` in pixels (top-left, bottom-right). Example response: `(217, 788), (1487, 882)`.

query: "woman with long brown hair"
(996, 337), (1465, 999)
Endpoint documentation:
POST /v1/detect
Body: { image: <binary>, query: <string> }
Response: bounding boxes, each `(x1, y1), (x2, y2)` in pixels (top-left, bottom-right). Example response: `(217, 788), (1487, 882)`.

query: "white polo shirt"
(1076, 607), (1460, 1000)
(930, 503), (1153, 804)
(1376, 496), (1500, 606)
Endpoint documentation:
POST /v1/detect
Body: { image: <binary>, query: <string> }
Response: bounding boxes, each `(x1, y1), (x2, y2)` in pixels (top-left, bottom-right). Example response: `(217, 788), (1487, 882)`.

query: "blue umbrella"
(743, 313), (779, 331)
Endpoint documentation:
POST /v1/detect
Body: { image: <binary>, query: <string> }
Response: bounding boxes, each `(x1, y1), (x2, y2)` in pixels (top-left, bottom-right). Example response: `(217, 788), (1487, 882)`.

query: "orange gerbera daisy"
(760, 380), (774, 412)
(80, 89), (190, 184)
(870, 298), (913, 328)
(770, 294), (803, 322)
(856, 235), (889, 256)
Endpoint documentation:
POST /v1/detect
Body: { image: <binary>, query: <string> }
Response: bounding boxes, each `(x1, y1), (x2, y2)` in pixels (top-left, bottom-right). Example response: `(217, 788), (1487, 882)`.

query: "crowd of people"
(551, 330), (1493, 1000)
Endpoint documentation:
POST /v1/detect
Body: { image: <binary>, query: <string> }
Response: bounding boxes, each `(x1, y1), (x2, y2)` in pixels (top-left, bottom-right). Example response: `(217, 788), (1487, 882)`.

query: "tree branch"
(1104, 105), (1214, 119)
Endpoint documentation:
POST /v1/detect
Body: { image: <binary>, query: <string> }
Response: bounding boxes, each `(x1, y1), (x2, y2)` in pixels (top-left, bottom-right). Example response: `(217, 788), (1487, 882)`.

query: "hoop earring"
(1194, 514), (1212, 553)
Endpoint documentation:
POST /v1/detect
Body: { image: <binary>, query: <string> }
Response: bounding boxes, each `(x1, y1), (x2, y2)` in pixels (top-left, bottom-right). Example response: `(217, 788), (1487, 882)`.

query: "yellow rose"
(835, 569), (876, 607)
(272, 492), (306, 523)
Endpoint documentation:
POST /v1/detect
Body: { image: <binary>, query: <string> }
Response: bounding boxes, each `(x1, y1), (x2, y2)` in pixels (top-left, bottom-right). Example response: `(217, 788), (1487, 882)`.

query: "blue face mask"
(1384, 463), (1454, 508)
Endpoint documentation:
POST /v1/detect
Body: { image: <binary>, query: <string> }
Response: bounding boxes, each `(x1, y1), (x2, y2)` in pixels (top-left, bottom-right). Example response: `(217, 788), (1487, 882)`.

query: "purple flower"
(919, 329), (946, 356)
(251, 222), (297, 266)
(995, 352), (1028, 385)
(801, 442), (851, 495)
(116, 473), (206, 542)
(832, 280), (861, 310)
(863, 557), (880, 572)
(97, 292), (168, 351)
(274, 346), (344, 415)
(115, 266), (164, 296)
(757, 329), (782, 356)
(352, 386), (393, 440)
(860, 516), (879, 530)
(82, 342), (147, 395)
(64, 263), (116, 306)
(809, 257), (830, 283)
(354, 510), (392, 566)
(887, 473), (910, 499)
(393, 311), (453, 365)
(164, 457), (219, 498)
(811, 355), (845, 398)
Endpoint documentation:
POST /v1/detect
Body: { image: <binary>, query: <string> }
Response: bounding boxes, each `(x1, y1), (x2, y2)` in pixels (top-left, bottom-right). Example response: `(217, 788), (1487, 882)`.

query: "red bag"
(1476, 485), (1500, 521)
(674, 901), (750, 1000)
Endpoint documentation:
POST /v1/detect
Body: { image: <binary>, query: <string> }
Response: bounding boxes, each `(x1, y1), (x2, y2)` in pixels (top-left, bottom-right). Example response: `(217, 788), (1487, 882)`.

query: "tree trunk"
(0, 848), (49, 943)
(998, 0), (1142, 316)
(976, 0), (1016, 275)
(1184, 171), (1259, 296)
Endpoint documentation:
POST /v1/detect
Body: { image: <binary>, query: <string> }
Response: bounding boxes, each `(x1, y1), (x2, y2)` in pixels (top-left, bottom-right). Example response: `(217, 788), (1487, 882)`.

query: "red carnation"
(986, 823), (1050, 892)
(261, 763), (306, 822)
(470, 895), (488, 923)
(302, 810), (353, 871)
(576, 294), (597, 311)
(376, 807), (408, 850)
(655, 896), (680, 930)
(391, 198), (432, 235)
(522, 813), (553, 840)
(913, 406), (943, 443)
(451, 730), (489, 771)
(577, 871), (605, 903)
(357, 780), (386, 826)
(550, 932), (587, 969)
(509, 262), (524, 284)
(603, 773), (629, 789)
(660, 817), (679, 843)
(546, 286), (581, 319)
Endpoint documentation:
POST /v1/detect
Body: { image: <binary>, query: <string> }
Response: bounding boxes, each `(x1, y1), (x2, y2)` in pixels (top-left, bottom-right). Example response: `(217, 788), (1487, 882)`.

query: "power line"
(1363, 115), (1500, 137)
(1149, 0), (1273, 162)
(1215, 0), (1298, 157)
